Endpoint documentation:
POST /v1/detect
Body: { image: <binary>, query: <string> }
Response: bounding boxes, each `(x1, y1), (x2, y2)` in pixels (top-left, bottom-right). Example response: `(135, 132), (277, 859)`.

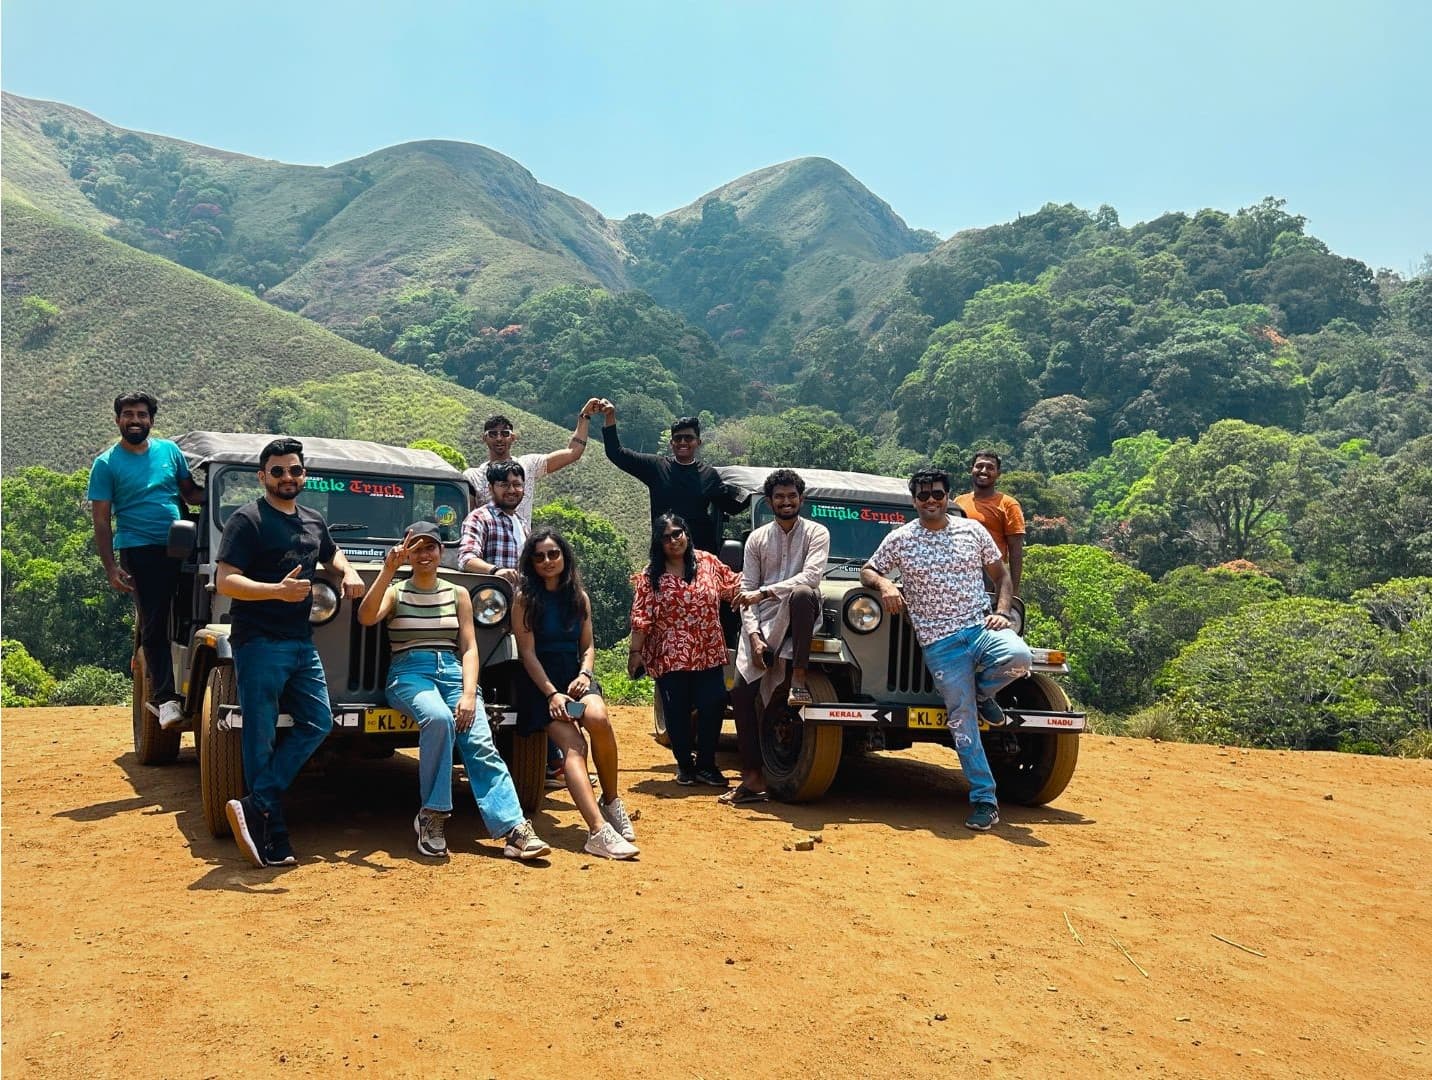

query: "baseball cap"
(404, 521), (443, 544)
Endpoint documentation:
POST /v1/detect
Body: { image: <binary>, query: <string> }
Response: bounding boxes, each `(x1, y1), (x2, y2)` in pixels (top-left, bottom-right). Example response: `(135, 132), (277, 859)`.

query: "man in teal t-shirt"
(88, 391), (202, 730)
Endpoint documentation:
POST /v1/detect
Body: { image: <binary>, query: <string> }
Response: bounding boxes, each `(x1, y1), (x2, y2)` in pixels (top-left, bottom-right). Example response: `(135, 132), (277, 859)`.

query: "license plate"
(908, 707), (948, 730)
(364, 708), (417, 733)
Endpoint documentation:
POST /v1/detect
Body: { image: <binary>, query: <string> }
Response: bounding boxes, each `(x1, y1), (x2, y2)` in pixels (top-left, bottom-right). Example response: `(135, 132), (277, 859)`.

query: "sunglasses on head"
(531, 548), (563, 563)
(662, 528), (686, 542)
(266, 465), (307, 479)
(914, 488), (948, 503)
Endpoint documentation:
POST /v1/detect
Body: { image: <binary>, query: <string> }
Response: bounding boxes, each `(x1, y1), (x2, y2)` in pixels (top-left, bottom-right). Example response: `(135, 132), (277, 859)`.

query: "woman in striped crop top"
(358, 520), (549, 861)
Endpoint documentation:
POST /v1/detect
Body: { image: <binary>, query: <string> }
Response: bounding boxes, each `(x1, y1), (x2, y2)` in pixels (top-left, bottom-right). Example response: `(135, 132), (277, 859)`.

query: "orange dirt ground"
(3, 705), (1430, 1078)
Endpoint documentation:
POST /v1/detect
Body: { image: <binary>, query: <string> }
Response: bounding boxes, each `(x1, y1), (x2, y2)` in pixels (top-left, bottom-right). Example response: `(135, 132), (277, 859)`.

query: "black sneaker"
(225, 795), (269, 868)
(964, 803), (1000, 831)
(264, 831), (297, 867)
(693, 766), (729, 788)
(675, 766), (698, 786)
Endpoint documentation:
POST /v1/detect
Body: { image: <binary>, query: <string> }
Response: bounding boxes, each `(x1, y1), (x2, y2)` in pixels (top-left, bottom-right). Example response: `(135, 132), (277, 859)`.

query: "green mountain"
(0, 197), (653, 548)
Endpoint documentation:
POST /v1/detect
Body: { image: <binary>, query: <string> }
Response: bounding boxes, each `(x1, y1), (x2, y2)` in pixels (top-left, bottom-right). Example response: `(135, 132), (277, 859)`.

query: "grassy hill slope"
(656, 156), (931, 326)
(266, 139), (629, 325)
(2, 93), (632, 328)
(0, 198), (652, 551)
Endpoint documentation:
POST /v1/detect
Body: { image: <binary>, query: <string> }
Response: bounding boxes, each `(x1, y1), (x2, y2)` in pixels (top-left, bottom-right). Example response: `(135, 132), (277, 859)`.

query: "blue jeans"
(233, 637), (334, 822)
(385, 649), (523, 839)
(922, 625), (1033, 807)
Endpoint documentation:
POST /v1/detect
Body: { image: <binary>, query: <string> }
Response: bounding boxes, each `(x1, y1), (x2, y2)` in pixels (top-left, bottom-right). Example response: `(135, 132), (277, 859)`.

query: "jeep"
(129, 432), (547, 837)
(656, 465), (1086, 805)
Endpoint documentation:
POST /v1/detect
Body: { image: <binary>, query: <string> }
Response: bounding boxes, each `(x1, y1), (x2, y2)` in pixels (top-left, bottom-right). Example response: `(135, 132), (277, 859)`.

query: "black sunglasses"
(531, 548), (563, 563)
(266, 465), (307, 479)
(669, 433), (699, 443)
(913, 489), (948, 503)
(662, 528), (686, 542)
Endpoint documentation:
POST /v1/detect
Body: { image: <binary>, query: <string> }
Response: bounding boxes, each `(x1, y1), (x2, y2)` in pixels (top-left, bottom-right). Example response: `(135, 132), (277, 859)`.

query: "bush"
(409, 438), (467, 471)
(1, 640), (58, 706)
(1393, 729), (1432, 759)
(1122, 701), (1187, 742)
(593, 641), (654, 706)
(49, 665), (131, 706)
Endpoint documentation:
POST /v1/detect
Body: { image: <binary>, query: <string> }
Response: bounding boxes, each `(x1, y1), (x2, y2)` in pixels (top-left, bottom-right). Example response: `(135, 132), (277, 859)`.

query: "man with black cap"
(598, 401), (745, 553)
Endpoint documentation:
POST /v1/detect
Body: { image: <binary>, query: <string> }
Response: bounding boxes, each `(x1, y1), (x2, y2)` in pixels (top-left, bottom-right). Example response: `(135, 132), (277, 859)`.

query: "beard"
(121, 425), (150, 445)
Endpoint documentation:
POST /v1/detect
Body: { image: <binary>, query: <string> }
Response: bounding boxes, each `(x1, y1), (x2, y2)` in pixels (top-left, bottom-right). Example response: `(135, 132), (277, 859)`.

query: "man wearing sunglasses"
(89, 391), (204, 732)
(215, 437), (365, 868)
(861, 468), (1032, 832)
(461, 404), (602, 528)
(599, 402), (745, 554)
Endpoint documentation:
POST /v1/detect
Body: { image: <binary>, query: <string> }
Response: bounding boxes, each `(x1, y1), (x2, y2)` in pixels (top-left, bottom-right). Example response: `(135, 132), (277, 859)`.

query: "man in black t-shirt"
(215, 437), (365, 868)
(599, 403), (746, 553)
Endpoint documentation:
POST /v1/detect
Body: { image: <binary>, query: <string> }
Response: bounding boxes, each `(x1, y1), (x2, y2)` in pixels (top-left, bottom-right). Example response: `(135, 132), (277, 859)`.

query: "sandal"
(719, 785), (770, 806)
(787, 684), (814, 707)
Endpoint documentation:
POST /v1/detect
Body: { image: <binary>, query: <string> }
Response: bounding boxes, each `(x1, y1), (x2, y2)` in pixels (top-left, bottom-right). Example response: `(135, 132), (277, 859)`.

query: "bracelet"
(580, 669), (594, 679)
(546, 690), (560, 700)
(570, 435), (588, 446)
(995, 610), (1013, 618)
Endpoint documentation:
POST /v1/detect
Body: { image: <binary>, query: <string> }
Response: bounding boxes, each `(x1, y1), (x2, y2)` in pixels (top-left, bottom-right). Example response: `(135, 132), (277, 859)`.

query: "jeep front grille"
(886, 613), (934, 694)
(347, 609), (388, 692)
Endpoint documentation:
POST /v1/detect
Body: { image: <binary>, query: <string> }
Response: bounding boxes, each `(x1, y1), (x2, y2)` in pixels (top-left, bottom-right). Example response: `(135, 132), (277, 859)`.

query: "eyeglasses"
(267, 465), (307, 479)
(669, 434), (699, 443)
(531, 549), (563, 563)
(662, 528), (686, 542)
(485, 429), (514, 438)
(913, 489), (948, 503)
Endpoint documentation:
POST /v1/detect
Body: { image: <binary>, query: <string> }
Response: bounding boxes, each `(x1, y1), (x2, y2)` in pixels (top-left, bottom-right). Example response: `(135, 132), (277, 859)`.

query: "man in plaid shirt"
(458, 460), (527, 585)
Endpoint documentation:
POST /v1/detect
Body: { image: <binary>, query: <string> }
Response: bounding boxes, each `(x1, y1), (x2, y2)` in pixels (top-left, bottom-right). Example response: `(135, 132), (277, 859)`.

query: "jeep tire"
(199, 664), (245, 837)
(131, 648), (180, 765)
(761, 672), (842, 802)
(986, 673), (1080, 806)
(501, 727), (547, 814)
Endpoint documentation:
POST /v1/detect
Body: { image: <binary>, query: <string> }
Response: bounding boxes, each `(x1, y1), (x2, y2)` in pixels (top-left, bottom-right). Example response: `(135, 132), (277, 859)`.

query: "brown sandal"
(787, 684), (814, 707)
(719, 785), (770, 806)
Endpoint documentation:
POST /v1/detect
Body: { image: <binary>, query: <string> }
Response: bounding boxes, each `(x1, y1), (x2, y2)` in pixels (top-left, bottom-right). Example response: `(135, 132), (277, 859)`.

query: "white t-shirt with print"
(463, 452), (548, 529)
(867, 517), (1001, 646)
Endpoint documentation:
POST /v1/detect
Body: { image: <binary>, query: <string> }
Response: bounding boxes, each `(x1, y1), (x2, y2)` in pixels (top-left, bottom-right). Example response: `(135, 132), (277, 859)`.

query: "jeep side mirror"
(167, 519), (197, 560)
(719, 538), (743, 573)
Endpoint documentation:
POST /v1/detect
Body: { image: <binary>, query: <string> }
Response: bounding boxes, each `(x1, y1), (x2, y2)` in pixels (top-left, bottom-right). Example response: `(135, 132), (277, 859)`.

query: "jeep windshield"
(213, 466), (468, 550)
(751, 498), (915, 566)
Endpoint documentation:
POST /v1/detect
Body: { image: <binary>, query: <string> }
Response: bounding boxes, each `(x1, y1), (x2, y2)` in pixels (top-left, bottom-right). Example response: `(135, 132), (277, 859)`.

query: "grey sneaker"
(225, 795), (268, 868)
(583, 822), (639, 860)
(415, 809), (450, 858)
(599, 795), (636, 842)
(965, 803), (1000, 831)
(503, 820), (551, 860)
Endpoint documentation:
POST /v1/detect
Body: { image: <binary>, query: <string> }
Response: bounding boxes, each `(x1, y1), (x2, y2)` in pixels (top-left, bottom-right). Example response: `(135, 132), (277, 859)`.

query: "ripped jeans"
(922, 625), (1032, 807)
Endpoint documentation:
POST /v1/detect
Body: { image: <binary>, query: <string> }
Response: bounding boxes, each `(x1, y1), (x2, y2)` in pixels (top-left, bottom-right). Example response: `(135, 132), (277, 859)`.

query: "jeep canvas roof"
(175, 432), (463, 484)
(716, 465), (913, 507)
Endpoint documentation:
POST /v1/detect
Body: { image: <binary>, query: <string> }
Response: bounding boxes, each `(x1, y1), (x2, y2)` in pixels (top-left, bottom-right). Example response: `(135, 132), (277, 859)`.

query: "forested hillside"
(2, 93), (1429, 755)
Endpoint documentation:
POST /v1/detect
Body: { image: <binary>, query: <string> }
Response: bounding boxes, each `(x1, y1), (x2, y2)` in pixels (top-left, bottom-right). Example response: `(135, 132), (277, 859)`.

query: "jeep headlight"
(309, 580), (340, 625)
(471, 586), (509, 626)
(844, 594), (882, 634)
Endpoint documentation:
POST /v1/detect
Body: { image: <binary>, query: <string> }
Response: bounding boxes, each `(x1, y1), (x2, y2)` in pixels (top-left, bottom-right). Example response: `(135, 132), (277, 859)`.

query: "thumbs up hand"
(275, 563), (312, 602)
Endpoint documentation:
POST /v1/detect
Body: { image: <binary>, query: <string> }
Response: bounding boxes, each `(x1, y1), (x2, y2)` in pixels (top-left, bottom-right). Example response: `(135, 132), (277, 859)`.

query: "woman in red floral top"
(629, 513), (757, 787)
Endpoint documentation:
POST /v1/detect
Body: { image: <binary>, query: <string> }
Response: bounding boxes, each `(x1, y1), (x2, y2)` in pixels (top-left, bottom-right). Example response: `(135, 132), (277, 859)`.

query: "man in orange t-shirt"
(954, 451), (1025, 594)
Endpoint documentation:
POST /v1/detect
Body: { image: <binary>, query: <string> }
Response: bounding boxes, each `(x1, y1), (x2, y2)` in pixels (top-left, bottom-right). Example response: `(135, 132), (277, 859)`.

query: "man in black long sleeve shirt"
(600, 403), (747, 553)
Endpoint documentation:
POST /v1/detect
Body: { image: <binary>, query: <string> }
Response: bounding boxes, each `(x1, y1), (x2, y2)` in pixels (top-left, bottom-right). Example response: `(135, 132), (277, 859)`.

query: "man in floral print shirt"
(861, 467), (1032, 832)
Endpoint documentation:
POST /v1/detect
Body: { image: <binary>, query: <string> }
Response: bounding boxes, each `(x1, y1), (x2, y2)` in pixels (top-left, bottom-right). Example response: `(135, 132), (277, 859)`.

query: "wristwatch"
(995, 610), (1013, 619)
(580, 669), (594, 679)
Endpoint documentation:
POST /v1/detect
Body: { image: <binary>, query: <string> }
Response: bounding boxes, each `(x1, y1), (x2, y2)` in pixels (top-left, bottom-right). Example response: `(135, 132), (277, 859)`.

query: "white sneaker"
(156, 700), (184, 731)
(599, 796), (636, 842)
(503, 820), (551, 860)
(583, 822), (638, 860)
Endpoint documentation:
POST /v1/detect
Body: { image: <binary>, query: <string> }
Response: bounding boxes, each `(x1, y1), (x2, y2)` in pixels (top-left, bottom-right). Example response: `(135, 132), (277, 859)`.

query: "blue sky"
(4, 0), (1428, 272)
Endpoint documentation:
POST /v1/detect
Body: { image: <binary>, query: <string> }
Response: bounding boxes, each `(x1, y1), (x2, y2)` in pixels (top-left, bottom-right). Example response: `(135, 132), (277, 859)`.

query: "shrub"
(409, 439), (467, 471)
(49, 665), (131, 706)
(593, 641), (654, 706)
(1393, 729), (1432, 759)
(1, 640), (58, 707)
(1122, 701), (1187, 742)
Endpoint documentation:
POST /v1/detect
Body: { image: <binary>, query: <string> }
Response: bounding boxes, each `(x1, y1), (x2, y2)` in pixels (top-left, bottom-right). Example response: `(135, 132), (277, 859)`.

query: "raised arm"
(600, 401), (662, 483)
(543, 399), (601, 475)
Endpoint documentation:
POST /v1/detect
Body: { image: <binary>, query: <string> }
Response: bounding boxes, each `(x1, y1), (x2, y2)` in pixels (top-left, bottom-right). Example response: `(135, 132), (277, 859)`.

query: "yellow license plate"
(364, 708), (417, 733)
(908, 707), (948, 730)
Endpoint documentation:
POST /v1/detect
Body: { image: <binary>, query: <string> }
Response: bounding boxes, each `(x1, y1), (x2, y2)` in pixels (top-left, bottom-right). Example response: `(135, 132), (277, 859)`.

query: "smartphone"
(761, 647), (776, 667)
(564, 698), (587, 720)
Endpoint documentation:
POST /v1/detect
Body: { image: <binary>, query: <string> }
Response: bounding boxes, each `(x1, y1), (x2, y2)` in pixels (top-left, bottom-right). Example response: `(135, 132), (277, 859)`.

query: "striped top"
(388, 579), (462, 654)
